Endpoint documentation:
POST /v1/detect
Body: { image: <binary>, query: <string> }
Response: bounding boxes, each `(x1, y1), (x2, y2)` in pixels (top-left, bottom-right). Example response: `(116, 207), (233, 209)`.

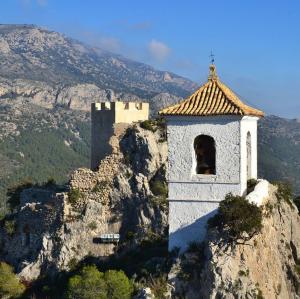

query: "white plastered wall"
(240, 116), (259, 195)
(167, 115), (245, 251)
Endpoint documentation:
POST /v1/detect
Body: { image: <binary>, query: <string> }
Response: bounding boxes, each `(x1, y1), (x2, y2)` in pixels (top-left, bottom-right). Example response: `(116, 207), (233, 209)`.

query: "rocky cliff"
(1, 119), (300, 298)
(0, 122), (168, 281)
(170, 183), (300, 299)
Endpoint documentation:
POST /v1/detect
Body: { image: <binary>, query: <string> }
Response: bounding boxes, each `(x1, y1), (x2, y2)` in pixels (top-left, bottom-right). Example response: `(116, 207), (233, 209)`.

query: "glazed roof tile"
(159, 65), (264, 117)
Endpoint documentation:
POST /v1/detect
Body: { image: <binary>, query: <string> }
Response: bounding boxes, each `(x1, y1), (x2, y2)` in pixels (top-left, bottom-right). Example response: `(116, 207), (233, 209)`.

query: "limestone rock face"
(170, 183), (300, 299)
(0, 123), (168, 281)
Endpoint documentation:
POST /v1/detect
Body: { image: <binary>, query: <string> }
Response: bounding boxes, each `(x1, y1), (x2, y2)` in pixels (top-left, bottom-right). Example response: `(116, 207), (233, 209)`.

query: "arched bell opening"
(194, 135), (216, 175)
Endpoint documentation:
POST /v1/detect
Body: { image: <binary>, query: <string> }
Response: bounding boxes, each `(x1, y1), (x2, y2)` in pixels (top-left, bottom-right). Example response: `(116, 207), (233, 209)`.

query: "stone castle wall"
(91, 101), (149, 169)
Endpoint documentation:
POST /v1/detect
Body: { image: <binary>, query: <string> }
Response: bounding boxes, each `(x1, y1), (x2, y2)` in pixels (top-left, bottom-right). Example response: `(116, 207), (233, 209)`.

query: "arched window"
(194, 135), (216, 175)
(246, 132), (252, 180)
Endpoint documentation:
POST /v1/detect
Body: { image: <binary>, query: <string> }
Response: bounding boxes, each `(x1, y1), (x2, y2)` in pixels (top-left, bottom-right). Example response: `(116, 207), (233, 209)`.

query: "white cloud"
(148, 39), (171, 62)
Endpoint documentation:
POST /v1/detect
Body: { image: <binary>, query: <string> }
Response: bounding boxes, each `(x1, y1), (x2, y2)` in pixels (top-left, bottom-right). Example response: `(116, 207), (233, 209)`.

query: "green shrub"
(66, 265), (107, 299)
(0, 262), (25, 298)
(4, 220), (16, 236)
(273, 181), (294, 208)
(66, 266), (134, 299)
(150, 180), (168, 197)
(155, 117), (166, 130)
(140, 120), (157, 132)
(208, 193), (263, 243)
(88, 221), (97, 230)
(68, 188), (82, 206)
(104, 270), (134, 299)
(67, 258), (79, 272)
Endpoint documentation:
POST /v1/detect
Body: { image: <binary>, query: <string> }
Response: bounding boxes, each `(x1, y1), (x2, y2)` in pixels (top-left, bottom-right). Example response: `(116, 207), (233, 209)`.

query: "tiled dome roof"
(159, 65), (264, 117)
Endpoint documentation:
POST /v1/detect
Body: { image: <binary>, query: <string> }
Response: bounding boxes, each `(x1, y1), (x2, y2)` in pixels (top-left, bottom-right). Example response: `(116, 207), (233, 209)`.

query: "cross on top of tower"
(209, 51), (215, 64)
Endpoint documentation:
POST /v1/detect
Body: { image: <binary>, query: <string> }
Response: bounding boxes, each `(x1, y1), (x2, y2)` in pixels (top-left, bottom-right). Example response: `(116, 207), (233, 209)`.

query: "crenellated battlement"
(92, 101), (148, 112)
(91, 101), (149, 169)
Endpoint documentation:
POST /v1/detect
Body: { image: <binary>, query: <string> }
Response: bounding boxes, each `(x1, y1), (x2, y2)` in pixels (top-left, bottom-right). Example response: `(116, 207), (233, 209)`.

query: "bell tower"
(159, 65), (264, 251)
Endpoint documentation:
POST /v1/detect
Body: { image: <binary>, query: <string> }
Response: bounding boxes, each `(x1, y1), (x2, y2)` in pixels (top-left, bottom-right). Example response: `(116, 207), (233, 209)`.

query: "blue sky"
(1, 0), (300, 118)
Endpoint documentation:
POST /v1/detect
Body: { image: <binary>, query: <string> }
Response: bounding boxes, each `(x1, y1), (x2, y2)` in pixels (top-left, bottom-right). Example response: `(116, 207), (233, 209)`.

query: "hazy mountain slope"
(0, 24), (196, 100)
(0, 100), (90, 210)
(258, 116), (300, 194)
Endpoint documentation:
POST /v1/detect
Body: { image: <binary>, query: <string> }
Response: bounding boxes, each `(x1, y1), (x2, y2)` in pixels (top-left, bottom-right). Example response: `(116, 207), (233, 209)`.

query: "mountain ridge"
(0, 24), (197, 100)
(0, 24), (299, 212)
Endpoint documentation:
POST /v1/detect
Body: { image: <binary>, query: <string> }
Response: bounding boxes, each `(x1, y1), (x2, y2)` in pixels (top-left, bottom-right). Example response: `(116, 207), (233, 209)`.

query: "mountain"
(0, 24), (196, 104)
(0, 24), (299, 211)
(0, 24), (193, 210)
(258, 116), (300, 194)
(1, 121), (300, 298)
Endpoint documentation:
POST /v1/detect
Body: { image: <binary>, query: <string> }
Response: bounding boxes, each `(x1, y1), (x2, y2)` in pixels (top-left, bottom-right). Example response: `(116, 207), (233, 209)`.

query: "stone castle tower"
(91, 101), (149, 170)
(159, 65), (264, 251)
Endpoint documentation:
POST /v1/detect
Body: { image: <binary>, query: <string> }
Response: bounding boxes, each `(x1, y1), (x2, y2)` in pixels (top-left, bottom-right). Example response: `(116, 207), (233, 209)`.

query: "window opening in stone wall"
(124, 102), (129, 109)
(136, 103), (142, 110)
(246, 131), (252, 180)
(194, 135), (216, 174)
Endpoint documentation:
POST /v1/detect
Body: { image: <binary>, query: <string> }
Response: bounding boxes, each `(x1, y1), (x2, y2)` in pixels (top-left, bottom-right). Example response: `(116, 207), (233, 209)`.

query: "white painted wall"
(240, 116), (259, 195)
(169, 200), (219, 251)
(167, 116), (242, 185)
(167, 115), (260, 251)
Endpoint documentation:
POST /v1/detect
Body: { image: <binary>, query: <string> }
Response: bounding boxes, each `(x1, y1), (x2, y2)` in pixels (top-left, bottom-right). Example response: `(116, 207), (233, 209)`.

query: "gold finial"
(208, 64), (218, 81)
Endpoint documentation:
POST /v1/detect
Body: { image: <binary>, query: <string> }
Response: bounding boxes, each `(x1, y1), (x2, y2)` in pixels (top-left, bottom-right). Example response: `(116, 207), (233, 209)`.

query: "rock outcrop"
(170, 183), (300, 299)
(0, 123), (168, 281)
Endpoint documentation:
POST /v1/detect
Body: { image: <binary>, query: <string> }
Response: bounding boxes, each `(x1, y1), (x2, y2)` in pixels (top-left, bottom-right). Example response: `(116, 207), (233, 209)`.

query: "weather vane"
(209, 51), (215, 64)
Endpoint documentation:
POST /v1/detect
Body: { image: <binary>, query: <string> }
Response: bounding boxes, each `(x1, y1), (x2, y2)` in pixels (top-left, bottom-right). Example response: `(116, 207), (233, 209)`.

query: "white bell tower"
(159, 65), (264, 251)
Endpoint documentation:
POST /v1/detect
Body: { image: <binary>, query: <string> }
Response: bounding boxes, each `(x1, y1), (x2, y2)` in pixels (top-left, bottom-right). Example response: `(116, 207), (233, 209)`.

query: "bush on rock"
(208, 193), (263, 244)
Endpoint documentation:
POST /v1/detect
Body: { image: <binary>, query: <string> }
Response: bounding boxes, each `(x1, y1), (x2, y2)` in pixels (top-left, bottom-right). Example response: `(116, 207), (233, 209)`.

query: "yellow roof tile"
(159, 65), (264, 117)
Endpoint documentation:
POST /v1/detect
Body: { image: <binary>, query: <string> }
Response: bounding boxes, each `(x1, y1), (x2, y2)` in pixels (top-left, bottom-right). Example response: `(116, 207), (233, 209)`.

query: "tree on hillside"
(66, 265), (134, 299)
(66, 265), (107, 299)
(105, 270), (134, 299)
(0, 262), (25, 299)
